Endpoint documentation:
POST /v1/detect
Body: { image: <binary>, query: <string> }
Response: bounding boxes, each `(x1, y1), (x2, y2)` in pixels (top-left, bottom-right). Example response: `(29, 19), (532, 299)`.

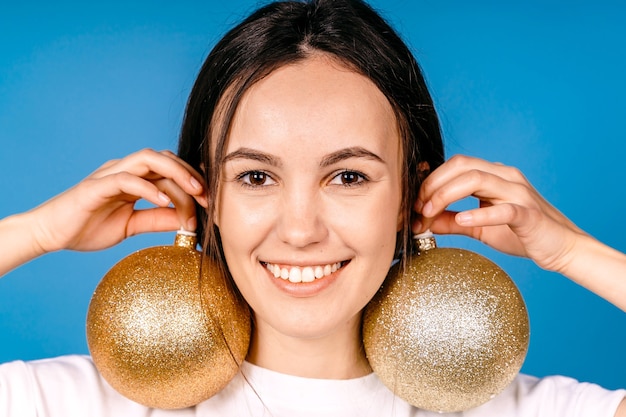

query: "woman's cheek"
(226, 194), (276, 230)
(329, 193), (399, 253)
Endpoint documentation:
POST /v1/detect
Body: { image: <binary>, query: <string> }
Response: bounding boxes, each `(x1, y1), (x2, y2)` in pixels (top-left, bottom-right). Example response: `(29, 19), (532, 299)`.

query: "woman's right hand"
(25, 149), (207, 254)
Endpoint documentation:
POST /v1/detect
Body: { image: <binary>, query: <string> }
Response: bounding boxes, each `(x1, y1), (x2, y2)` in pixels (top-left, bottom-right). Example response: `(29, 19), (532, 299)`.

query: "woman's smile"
(261, 260), (347, 283)
(259, 259), (351, 298)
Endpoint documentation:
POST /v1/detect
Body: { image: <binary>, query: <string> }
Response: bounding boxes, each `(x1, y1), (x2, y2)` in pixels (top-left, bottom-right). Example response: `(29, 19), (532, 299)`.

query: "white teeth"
(264, 262), (343, 283)
(301, 267), (315, 283)
(288, 268), (301, 283)
(314, 266), (324, 279)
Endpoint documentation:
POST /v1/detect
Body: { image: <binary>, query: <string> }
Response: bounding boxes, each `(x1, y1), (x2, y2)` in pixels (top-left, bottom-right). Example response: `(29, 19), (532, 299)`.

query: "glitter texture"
(363, 247), (529, 413)
(86, 235), (251, 409)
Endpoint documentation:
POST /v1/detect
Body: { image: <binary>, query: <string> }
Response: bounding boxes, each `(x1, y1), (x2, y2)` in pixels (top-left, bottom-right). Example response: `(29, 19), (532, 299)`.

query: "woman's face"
(215, 56), (403, 341)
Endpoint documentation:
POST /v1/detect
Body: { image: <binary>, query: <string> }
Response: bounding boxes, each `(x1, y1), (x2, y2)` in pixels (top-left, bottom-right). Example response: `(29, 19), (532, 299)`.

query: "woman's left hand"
(414, 154), (586, 274)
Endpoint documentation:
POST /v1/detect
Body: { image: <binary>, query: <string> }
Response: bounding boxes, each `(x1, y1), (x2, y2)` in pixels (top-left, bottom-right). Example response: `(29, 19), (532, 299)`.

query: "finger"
(159, 151), (209, 208)
(413, 210), (459, 234)
(81, 172), (172, 209)
(90, 149), (205, 198)
(455, 203), (537, 230)
(456, 204), (536, 256)
(89, 158), (121, 176)
(126, 207), (182, 236)
(416, 155), (529, 210)
(413, 210), (487, 241)
(159, 150), (206, 190)
(420, 170), (533, 221)
(153, 178), (198, 231)
(413, 208), (528, 257)
(91, 173), (201, 232)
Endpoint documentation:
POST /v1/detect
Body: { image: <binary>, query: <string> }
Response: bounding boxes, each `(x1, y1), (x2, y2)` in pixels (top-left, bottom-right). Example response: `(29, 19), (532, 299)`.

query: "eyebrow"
(320, 147), (384, 167)
(222, 148), (282, 167)
(221, 146), (384, 167)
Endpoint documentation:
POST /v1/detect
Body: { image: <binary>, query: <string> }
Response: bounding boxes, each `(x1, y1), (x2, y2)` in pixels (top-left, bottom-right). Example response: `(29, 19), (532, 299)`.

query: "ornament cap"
(413, 229), (437, 252)
(174, 228), (197, 249)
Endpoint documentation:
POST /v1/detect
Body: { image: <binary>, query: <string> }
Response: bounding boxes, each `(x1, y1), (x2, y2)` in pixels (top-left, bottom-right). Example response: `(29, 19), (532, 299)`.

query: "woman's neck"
(245, 313), (372, 379)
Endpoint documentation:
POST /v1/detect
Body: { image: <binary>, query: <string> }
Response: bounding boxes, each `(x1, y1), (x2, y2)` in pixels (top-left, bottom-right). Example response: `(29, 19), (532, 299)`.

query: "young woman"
(1, 0), (625, 415)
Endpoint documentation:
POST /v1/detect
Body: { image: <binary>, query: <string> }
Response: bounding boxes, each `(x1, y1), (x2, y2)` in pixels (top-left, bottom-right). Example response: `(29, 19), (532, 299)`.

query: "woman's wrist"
(0, 211), (49, 277)
(559, 233), (626, 311)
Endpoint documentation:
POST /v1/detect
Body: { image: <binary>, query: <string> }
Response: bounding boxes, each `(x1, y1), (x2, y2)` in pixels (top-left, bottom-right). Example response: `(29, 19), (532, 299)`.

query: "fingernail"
(422, 201), (433, 217)
(190, 177), (202, 190)
(457, 212), (473, 225)
(413, 220), (422, 233)
(415, 199), (424, 212)
(158, 192), (170, 204)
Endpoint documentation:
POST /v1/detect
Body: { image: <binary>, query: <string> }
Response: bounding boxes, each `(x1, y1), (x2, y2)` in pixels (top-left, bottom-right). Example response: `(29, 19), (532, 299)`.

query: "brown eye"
(240, 170), (276, 187)
(340, 172), (360, 185)
(329, 170), (367, 187)
(249, 171), (267, 185)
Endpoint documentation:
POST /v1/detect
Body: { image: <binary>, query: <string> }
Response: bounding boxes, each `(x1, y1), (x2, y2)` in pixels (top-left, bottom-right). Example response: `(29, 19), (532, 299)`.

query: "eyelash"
(234, 169), (369, 189)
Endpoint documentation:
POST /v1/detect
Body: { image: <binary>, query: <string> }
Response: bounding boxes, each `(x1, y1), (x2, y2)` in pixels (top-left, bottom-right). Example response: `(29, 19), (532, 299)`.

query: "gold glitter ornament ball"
(86, 231), (251, 409)
(363, 234), (529, 413)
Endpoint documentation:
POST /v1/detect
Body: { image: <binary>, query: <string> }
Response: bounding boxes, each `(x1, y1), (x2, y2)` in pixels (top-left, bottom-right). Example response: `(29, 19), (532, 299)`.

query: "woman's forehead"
(214, 56), (399, 158)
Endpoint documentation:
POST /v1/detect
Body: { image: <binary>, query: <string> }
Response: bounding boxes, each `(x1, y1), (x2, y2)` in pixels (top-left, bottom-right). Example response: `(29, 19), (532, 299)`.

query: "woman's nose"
(275, 187), (328, 248)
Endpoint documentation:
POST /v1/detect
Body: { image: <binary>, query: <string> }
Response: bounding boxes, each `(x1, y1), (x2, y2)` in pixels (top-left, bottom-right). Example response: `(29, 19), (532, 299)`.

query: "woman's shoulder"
(0, 355), (196, 416)
(2, 354), (99, 377)
(466, 373), (626, 417)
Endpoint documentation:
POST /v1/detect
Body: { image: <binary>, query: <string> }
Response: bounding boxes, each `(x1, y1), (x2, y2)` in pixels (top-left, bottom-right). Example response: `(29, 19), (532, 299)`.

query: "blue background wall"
(1, 1), (625, 390)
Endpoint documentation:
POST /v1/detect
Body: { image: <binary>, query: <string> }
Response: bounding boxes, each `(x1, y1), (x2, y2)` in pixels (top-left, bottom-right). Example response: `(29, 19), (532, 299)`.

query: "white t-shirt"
(0, 355), (623, 416)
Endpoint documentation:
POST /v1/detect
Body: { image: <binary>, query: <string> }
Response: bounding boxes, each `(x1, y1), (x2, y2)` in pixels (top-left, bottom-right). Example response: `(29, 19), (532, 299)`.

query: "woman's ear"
(397, 161), (431, 231)
(197, 162), (216, 221)
(417, 161), (431, 182)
